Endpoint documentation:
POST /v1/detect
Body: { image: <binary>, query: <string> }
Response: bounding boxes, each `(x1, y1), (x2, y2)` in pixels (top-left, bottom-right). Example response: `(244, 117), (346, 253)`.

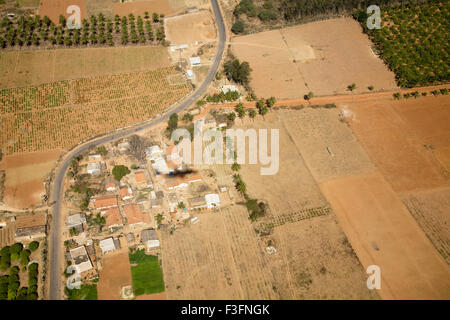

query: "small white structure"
(170, 44), (188, 52)
(152, 157), (170, 175)
(120, 186), (133, 201)
(205, 193), (220, 209)
(145, 145), (163, 161)
(186, 69), (195, 80)
(88, 154), (102, 161)
(99, 238), (117, 255)
(87, 162), (102, 175)
(220, 85), (238, 94)
(189, 57), (201, 66)
(147, 240), (160, 250)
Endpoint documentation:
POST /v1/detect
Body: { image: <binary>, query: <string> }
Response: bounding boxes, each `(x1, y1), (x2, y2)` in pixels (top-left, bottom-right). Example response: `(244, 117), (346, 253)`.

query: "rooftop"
(94, 195), (118, 209)
(141, 229), (158, 243)
(16, 214), (46, 229)
(104, 207), (123, 227)
(123, 204), (149, 225)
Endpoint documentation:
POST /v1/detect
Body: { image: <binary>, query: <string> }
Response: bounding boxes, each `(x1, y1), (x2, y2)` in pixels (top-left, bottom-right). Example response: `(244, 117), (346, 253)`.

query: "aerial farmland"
(0, 0), (449, 308)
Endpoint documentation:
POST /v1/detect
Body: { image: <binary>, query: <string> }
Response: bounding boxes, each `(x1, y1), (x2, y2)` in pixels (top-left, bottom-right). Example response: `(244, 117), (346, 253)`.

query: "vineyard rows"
(0, 67), (190, 154)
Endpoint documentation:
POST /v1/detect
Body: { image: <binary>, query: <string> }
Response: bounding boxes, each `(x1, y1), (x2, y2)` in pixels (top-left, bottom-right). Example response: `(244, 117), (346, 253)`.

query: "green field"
(0, 46), (170, 89)
(66, 284), (98, 300)
(355, 1), (449, 87)
(129, 249), (165, 296)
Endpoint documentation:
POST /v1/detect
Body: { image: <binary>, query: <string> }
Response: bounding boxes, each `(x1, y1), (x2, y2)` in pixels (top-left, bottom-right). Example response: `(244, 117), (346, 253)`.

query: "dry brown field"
(267, 214), (378, 299)
(97, 251), (133, 300)
(0, 46), (170, 89)
(403, 187), (450, 265)
(235, 112), (327, 215)
(114, 0), (179, 18)
(231, 18), (397, 99)
(340, 95), (450, 193)
(39, 0), (87, 25)
(0, 149), (60, 207)
(165, 10), (216, 46)
(278, 107), (375, 182)
(320, 171), (450, 300)
(161, 206), (278, 299)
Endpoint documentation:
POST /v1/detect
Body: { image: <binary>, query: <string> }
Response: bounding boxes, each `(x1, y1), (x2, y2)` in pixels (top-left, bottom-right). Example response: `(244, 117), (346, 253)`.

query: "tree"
(223, 58), (252, 86)
(235, 103), (246, 119)
(59, 14), (66, 26)
(19, 249), (31, 266)
(177, 202), (185, 209)
(182, 113), (193, 122)
(145, 11), (149, 19)
(152, 13), (159, 23)
(231, 20), (245, 34)
(304, 91), (314, 100)
(112, 165), (131, 182)
(248, 109), (257, 119)
(259, 105), (268, 116)
(167, 113), (178, 134)
(28, 241), (39, 252)
(393, 92), (401, 100)
(231, 162), (241, 171)
(347, 83), (356, 91)
(368, 85), (374, 91)
(266, 96), (276, 108)
(227, 112), (236, 122)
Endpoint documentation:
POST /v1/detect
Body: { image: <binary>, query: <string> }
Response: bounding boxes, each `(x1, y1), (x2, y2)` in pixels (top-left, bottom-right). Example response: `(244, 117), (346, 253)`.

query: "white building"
(170, 44), (188, 52)
(87, 162), (102, 175)
(145, 145), (163, 161)
(69, 246), (93, 274)
(205, 193), (220, 209)
(152, 157), (170, 175)
(189, 57), (201, 66)
(99, 237), (119, 255)
(220, 85), (238, 94)
(186, 69), (195, 80)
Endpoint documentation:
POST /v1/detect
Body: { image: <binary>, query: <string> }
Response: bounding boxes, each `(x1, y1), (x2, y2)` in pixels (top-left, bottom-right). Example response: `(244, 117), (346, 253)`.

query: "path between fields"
(193, 84), (450, 120)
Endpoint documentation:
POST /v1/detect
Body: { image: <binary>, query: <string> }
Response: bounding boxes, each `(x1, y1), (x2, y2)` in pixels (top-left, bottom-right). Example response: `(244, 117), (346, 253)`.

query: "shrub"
(28, 241), (39, 252)
(231, 20), (245, 34)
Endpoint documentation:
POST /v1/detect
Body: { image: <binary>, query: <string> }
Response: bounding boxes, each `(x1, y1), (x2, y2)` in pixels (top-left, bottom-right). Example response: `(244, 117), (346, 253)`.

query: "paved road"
(48, 0), (226, 300)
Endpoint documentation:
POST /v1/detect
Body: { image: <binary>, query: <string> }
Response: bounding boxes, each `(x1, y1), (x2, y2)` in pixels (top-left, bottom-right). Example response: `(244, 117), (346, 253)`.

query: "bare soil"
(231, 18), (397, 99)
(97, 251), (133, 300)
(38, 0), (88, 25)
(320, 171), (450, 300)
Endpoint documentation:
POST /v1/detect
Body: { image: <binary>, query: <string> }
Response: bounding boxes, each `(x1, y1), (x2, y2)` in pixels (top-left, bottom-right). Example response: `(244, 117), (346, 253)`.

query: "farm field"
(320, 171), (450, 300)
(0, 149), (61, 208)
(267, 214), (378, 299)
(403, 188), (450, 266)
(0, 46), (170, 88)
(235, 111), (328, 216)
(114, 0), (180, 18)
(67, 284), (98, 300)
(231, 18), (397, 99)
(0, 66), (190, 155)
(129, 249), (165, 296)
(38, 0), (88, 25)
(160, 205), (278, 299)
(341, 95), (450, 193)
(165, 10), (216, 46)
(356, 1), (449, 87)
(278, 107), (375, 182)
(97, 251), (132, 300)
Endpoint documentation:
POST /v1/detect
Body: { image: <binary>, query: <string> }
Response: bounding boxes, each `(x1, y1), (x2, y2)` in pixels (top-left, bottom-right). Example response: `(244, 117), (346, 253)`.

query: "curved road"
(49, 0), (226, 300)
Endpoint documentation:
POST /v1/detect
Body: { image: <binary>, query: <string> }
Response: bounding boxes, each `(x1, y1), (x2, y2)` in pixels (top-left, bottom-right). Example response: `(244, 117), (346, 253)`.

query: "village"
(60, 109), (238, 298)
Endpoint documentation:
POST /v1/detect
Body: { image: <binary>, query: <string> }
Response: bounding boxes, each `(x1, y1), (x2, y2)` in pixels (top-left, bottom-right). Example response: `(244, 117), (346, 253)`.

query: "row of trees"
(393, 88), (449, 100)
(0, 12), (166, 49)
(227, 97), (275, 123)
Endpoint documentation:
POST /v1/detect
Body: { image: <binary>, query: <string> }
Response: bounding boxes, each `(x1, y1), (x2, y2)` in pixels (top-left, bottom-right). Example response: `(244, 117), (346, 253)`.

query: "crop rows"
(0, 81), (71, 114)
(0, 67), (190, 154)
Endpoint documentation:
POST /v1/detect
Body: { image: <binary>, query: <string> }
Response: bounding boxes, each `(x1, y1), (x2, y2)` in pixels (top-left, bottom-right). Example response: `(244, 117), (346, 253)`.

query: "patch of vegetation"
(223, 58), (252, 87)
(354, 1), (449, 87)
(66, 284), (98, 300)
(129, 249), (165, 296)
(166, 113), (179, 137)
(112, 165), (131, 182)
(205, 90), (240, 103)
